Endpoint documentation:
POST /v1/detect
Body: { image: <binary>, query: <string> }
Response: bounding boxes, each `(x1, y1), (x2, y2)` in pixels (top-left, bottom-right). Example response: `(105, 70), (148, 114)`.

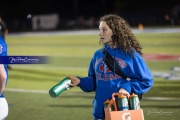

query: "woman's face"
(99, 21), (113, 44)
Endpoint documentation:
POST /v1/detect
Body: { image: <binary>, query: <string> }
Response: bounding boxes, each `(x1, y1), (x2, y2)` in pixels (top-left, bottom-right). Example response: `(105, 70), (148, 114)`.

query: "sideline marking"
(8, 28), (180, 36)
(5, 88), (180, 101)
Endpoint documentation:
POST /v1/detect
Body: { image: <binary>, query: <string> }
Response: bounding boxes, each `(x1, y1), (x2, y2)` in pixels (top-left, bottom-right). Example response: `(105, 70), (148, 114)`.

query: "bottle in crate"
(129, 93), (140, 110)
(104, 100), (115, 111)
(117, 94), (129, 111)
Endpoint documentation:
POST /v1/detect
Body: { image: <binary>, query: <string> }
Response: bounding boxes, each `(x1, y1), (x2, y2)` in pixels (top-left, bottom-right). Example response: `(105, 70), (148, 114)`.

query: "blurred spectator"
(76, 15), (85, 28)
(164, 14), (172, 25)
(171, 4), (180, 25)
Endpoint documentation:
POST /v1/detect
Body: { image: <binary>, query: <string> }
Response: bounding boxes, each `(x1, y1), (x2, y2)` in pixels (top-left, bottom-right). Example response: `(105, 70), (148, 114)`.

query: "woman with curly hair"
(68, 14), (153, 120)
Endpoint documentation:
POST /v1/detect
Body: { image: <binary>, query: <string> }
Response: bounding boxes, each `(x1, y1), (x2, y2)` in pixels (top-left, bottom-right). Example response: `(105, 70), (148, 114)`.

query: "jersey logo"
(0, 44), (3, 54)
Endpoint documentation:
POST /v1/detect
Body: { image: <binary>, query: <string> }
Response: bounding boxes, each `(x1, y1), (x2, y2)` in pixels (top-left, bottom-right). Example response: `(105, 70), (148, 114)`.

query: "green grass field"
(5, 30), (180, 120)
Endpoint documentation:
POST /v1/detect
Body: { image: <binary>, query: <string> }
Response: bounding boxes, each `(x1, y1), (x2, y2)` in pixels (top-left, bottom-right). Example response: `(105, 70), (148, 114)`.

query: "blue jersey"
(77, 45), (154, 119)
(0, 36), (8, 98)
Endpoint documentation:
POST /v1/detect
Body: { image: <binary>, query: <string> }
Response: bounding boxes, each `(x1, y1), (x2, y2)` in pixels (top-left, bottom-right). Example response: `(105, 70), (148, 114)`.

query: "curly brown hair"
(100, 14), (143, 56)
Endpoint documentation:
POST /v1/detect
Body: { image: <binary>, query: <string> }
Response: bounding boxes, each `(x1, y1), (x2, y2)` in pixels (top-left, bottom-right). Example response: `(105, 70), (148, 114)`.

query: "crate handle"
(105, 93), (130, 112)
(105, 93), (118, 112)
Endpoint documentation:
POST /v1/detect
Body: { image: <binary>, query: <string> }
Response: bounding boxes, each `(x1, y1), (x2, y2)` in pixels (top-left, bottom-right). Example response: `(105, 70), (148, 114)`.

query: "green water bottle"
(49, 77), (72, 98)
(117, 93), (129, 111)
(104, 99), (114, 111)
(129, 93), (140, 110)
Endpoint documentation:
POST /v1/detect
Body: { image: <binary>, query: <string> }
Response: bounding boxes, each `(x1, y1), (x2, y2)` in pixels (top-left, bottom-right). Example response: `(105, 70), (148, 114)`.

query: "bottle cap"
(118, 93), (127, 98)
(130, 93), (138, 98)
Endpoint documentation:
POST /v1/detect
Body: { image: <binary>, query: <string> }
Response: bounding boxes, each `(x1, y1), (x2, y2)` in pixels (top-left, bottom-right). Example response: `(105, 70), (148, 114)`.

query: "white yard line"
(10, 65), (87, 71)
(5, 88), (180, 101)
(5, 88), (48, 94)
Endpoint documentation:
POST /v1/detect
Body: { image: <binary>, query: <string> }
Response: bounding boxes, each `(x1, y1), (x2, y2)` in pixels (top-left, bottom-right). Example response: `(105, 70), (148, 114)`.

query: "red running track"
(143, 54), (180, 61)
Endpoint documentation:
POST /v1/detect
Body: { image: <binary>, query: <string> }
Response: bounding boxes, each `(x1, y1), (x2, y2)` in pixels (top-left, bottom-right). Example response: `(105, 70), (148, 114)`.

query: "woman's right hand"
(67, 75), (80, 86)
(119, 88), (130, 97)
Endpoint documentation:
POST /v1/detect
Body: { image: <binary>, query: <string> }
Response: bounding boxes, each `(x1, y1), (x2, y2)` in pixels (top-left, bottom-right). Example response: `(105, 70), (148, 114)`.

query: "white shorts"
(0, 98), (8, 120)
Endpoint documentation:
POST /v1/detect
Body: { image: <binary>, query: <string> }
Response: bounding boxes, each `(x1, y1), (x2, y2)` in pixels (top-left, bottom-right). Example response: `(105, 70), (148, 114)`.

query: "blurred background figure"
(0, 17), (12, 70)
(171, 4), (180, 25)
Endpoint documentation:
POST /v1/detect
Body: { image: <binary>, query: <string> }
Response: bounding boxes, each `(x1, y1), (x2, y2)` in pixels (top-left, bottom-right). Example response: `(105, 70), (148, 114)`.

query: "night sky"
(1, 0), (179, 20)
